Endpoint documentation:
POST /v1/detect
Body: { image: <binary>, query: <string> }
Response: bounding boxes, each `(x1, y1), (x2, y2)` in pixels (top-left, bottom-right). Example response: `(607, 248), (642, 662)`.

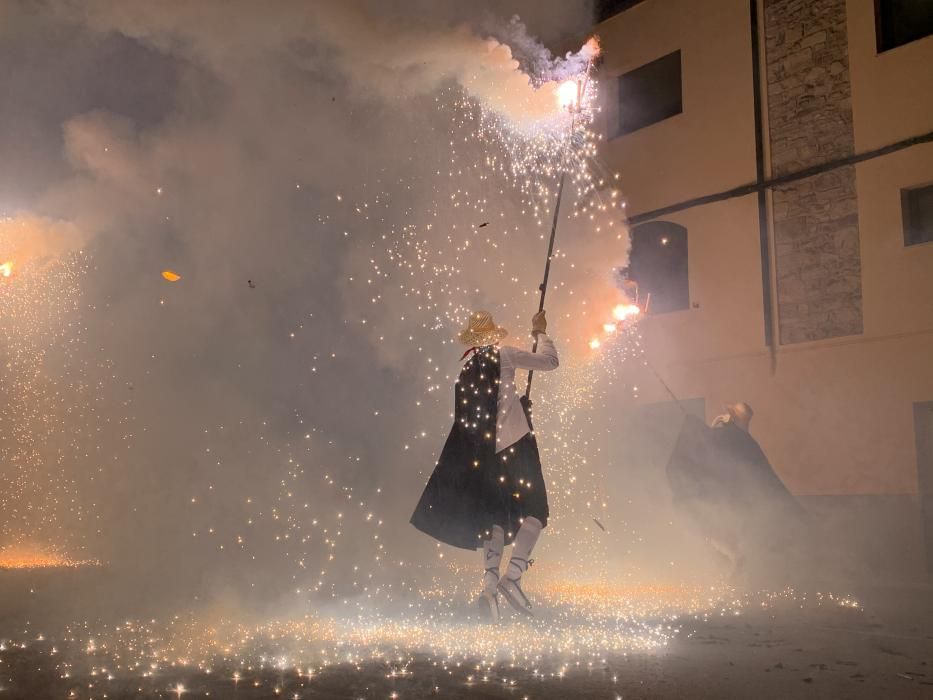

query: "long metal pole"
(523, 68), (592, 401)
(524, 169), (567, 400)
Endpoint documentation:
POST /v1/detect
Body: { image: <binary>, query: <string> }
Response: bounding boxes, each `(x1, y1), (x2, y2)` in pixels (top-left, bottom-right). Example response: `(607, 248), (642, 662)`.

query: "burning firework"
(0, 216), (123, 566)
(0, 545), (99, 570)
(556, 79), (583, 111)
(330, 33), (637, 585)
(613, 303), (641, 321)
(588, 303), (642, 352)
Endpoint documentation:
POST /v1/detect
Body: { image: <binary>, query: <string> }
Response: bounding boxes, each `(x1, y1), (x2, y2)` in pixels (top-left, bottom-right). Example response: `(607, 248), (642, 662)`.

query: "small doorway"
(914, 401), (933, 572)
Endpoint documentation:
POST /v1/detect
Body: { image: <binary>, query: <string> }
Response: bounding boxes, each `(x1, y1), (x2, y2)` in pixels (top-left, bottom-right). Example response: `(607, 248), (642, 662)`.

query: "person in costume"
(410, 309), (559, 622)
(666, 402), (805, 579)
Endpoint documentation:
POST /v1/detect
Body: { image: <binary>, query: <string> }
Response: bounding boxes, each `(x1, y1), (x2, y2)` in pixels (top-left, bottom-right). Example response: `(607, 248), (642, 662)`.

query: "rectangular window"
(902, 184), (933, 246)
(876, 0), (933, 53)
(595, 0), (645, 23)
(616, 50), (682, 138)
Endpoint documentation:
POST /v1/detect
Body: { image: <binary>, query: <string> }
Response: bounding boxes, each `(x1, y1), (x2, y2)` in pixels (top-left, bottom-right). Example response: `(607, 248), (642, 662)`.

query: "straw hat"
(457, 310), (509, 346)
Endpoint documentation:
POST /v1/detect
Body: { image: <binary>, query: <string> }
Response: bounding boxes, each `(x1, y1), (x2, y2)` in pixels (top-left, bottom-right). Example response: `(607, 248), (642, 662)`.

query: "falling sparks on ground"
(0, 584), (861, 698)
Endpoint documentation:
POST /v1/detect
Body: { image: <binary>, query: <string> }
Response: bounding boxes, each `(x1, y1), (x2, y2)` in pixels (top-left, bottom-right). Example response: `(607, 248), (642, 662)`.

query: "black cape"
(410, 346), (549, 549)
(666, 415), (803, 552)
(410, 346), (505, 550)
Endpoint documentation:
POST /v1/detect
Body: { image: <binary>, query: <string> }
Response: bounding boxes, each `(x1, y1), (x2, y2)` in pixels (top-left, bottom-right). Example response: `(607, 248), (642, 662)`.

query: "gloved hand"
(531, 310), (547, 336)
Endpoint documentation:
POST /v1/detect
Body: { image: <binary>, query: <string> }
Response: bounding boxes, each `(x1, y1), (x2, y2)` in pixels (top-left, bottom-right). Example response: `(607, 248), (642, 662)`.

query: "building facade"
(595, 0), (933, 576)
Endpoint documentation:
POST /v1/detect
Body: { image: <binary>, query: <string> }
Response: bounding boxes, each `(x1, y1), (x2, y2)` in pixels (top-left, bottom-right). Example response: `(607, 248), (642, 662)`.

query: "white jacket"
(494, 335), (559, 453)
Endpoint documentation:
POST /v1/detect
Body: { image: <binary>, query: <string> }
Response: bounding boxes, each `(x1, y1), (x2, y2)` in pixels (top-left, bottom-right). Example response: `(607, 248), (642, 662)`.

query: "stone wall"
(764, 0), (863, 344)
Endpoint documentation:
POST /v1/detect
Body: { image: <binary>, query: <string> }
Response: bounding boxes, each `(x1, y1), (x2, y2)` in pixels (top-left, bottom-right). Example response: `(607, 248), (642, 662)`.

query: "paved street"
(2, 582), (932, 699)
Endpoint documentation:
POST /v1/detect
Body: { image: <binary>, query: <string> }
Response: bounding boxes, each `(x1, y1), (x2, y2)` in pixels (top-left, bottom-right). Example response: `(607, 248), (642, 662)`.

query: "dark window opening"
(622, 221), (689, 314)
(595, 0), (646, 23)
(875, 0), (933, 52)
(902, 184), (933, 246)
(615, 50), (682, 138)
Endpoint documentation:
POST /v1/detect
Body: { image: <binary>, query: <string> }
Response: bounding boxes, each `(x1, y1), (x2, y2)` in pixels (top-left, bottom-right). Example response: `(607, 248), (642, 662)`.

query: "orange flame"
(556, 80), (580, 110)
(0, 261), (13, 278)
(0, 546), (99, 569)
(612, 304), (640, 321)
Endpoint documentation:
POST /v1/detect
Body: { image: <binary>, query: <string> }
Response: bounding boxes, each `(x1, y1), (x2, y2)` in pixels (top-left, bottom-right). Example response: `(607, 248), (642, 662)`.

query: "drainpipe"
(750, 0), (776, 355)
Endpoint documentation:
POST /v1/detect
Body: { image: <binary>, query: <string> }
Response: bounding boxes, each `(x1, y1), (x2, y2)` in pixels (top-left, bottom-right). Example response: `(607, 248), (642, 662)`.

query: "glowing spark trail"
(0, 546), (99, 570)
(0, 585), (861, 698)
(0, 216), (126, 567)
(332, 34), (641, 586)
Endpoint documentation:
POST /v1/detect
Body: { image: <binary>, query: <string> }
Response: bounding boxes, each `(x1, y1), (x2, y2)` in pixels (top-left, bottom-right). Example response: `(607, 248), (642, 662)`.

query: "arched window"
(622, 221), (689, 314)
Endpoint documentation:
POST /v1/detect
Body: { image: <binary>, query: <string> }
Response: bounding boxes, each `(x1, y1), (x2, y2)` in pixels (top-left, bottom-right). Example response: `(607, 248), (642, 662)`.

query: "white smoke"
(59, 0), (597, 127)
(485, 14), (600, 84)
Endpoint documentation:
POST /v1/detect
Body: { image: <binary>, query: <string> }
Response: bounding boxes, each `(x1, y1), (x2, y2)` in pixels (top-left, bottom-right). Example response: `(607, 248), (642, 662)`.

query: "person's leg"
(482, 525), (504, 593)
(498, 516), (543, 615)
(477, 525), (504, 623)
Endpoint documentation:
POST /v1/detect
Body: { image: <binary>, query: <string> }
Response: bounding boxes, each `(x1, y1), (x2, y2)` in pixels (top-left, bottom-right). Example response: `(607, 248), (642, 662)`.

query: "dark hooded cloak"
(666, 414), (804, 559)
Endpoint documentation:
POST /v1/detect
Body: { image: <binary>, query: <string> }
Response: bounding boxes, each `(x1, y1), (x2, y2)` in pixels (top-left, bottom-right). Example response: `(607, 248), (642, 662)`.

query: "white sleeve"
(501, 335), (559, 371)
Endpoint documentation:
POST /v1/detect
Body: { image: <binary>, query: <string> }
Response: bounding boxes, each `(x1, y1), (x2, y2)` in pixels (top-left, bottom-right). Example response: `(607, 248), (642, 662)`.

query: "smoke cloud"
(0, 0), (638, 612)
(58, 1), (597, 127)
(0, 214), (87, 267)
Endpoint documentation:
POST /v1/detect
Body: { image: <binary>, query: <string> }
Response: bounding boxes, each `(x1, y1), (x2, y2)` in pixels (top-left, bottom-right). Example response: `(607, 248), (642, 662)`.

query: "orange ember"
(0, 546), (99, 570)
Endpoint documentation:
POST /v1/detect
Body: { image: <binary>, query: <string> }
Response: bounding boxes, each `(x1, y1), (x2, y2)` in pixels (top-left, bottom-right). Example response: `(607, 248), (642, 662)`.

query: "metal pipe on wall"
(750, 0), (776, 353)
